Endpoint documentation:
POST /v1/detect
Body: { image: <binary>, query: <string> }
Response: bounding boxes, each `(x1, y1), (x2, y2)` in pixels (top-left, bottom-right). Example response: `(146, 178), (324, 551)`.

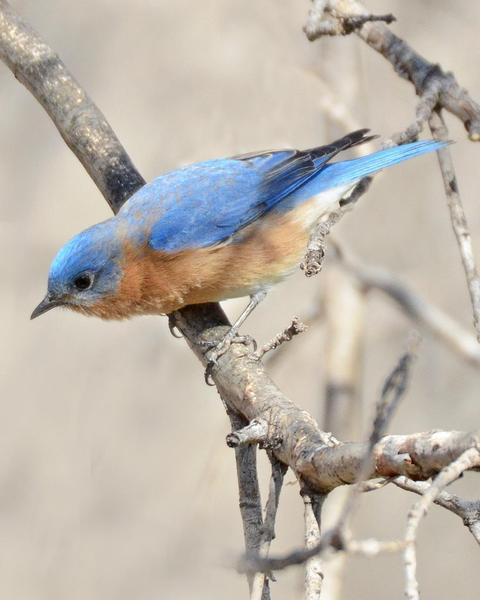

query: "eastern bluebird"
(31, 130), (445, 360)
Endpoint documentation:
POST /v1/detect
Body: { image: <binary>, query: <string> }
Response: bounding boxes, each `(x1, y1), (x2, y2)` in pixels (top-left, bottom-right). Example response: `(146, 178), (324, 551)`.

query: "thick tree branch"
(242, 429), (480, 574)
(0, 0), (144, 212)
(241, 348), (472, 575)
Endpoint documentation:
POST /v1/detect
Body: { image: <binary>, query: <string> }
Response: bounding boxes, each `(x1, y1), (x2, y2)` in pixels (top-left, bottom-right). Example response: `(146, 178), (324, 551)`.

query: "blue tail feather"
(301, 139), (447, 197)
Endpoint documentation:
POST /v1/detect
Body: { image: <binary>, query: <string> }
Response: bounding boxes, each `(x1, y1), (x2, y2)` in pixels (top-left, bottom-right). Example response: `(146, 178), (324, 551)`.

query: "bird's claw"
(168, 313), (183, 338)
(234, 335), (257, 352)
(204, 361), (216, 386)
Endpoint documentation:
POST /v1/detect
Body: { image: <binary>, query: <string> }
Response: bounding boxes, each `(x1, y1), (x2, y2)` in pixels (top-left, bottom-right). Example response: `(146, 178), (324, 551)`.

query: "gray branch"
(0, 0), (144, 212)
(305, 0), (480, 141)
(429, 110), (480, 341)
(338, 251), (480, 367)
(393, 476), (480, 545)
(228, 412), (267, 597)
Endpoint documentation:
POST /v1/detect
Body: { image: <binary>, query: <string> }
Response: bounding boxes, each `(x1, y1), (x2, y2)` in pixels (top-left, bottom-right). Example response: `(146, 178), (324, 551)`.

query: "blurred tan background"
(1, 1), (480, 598)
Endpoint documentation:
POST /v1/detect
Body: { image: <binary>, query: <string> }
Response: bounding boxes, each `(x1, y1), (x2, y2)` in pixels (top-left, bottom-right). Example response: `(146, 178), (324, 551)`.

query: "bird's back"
(118, 129), (378, 253)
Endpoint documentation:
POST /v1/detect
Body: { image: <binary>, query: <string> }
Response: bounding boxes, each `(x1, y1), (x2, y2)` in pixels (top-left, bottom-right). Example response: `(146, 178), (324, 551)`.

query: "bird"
(31, 129), (446, 363)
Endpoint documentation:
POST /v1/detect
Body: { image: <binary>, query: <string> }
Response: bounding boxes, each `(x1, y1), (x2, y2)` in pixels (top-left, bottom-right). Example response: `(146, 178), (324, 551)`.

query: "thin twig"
(309, 1), (480, 344)
(229, 412), (266, 595)
(254, 317), (307, 360)
(345, 537), (404, 556)
(357, 478), (392, 493)
(370, 336), (419, 447)
(226, 419), (269, 448)
(301, 211), (343, 277)
(393, 476), (480, 545)
(338, 251), (480, 367)
(304, 10), (395, 39)
(403, 447), (480, 600)
(250, 455), (287, 600)
(306, 0), (480, 140)
(243, 342), (417, 573)
(304, 494), (326, 599)
(429, 110), (480, 342)
(324, 266), (366, 440)
(301, 176), (372, 278)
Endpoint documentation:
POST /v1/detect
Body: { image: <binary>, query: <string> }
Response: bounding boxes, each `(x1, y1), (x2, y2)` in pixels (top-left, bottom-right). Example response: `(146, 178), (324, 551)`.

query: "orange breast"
(84, 208), (311, 320)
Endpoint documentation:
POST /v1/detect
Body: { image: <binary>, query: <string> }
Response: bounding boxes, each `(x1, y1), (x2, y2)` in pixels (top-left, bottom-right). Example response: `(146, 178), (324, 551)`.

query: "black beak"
(30, 294), (65, 320)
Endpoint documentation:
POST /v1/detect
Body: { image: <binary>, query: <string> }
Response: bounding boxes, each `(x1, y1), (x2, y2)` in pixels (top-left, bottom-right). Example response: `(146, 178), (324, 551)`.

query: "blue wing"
(121, 130), (373, 251)
(118, 130), (444, 252)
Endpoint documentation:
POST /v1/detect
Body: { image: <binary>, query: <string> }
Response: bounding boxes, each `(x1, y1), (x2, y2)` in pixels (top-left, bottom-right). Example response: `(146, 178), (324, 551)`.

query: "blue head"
(31, 219), (124, 319)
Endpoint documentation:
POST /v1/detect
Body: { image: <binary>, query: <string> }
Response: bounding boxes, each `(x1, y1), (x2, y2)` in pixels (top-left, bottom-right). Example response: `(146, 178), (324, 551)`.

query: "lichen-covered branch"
(241, 430), (480, 574)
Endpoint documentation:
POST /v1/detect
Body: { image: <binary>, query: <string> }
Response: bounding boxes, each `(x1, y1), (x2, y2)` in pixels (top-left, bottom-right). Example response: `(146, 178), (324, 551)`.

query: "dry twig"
(250, 456), (287, 600)
(304, 9), (395, 38)
(226, 419), (269, 449)
(305, 0), (480, 140)
(429, 110), (480, 341)
(304, 0), (480, 346)
(303, 494), (326, 600)
(338, 252), (480, 367)
(254, 317), (307, 360)
(301, 177), (372, 279)
(403, 447), (480, 600)
(323, 266), (365, 439)
(393, 476), (480, 545)
(242, 344), (417, 573)
(301, 211), (343, 277)
(345, 537), (404, 557)
(228, 412), (267, 595)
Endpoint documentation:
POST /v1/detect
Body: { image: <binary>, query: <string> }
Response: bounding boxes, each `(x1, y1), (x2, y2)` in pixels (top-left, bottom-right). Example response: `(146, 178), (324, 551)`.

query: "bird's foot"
(203, 333), (257, 385)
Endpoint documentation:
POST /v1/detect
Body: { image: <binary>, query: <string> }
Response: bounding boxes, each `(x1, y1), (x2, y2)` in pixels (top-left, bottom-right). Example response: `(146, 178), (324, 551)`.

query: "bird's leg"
(204, 290), (267, 382)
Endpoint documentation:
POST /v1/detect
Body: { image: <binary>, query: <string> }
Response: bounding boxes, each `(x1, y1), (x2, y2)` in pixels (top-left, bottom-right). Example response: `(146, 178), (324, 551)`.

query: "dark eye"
(73, 273), (93, 291)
